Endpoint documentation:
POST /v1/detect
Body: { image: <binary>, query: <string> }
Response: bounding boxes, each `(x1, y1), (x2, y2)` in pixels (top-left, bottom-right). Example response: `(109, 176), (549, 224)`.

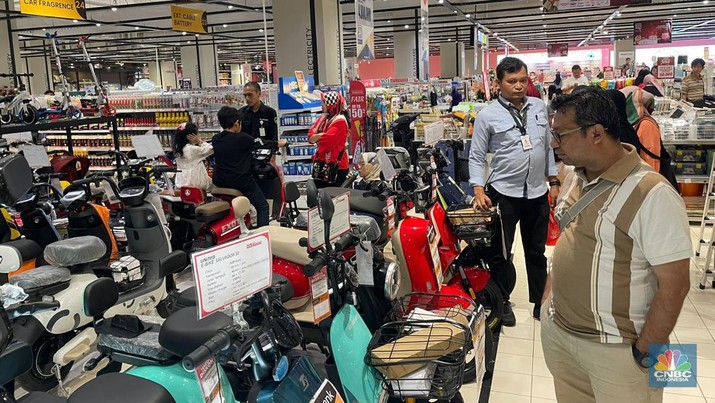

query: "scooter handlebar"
(304, 255), (326, 277)
(182, 326), (239, 372)
(334, 233), (354, 252)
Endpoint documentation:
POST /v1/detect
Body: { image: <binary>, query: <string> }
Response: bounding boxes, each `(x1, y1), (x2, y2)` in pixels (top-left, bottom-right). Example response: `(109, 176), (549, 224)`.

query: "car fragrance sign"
(355, 0), (374, 60)
(19, 0), (87, 20)
(171, 5), (208, 35)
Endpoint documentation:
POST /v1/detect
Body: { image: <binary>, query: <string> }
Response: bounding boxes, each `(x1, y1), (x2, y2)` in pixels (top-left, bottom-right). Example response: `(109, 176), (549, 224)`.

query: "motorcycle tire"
(0, 113), (11, 125)
(16, 332), (73, 392)
(20, 104), (38, 125)
(476, 279), (504, 331)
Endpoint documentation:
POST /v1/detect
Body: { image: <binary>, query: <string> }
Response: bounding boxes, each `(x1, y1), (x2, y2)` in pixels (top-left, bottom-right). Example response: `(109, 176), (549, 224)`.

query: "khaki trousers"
(540, 310), (664, 403)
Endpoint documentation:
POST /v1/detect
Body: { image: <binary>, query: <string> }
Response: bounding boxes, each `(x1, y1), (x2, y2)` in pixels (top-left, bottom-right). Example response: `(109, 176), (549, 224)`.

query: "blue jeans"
(236, 179), (270, 227)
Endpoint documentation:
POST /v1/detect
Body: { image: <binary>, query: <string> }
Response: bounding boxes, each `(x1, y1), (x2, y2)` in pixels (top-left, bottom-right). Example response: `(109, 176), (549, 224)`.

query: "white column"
(273, 0), (314, 77)
(22, 40), (53, 94)
(180, 45), (199, 87)
(394, 31), (417, 79)
(614, 39), (635, 69)
(161, 61), (178, 90)
(179, 40), (217, 88)
(440, 42), (467, 78)
(314, 0), (344, 85)
(0, 1), (21, 89)
(198, 42), (218, 87)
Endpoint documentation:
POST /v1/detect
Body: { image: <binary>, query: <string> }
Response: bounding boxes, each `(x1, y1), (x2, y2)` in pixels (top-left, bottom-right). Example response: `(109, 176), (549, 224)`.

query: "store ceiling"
(5, 0), (715, 68)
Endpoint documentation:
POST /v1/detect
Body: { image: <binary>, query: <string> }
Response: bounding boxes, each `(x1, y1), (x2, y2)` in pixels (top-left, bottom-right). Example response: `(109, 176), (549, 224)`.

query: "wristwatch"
(632, 345), (652, 368)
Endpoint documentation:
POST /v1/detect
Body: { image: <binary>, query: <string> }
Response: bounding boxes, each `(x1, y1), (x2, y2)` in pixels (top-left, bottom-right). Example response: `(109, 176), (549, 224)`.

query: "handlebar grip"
(334, 233), (354, 252)
(304, 255), (326, 277)
(298, 237), (309, 248)
(182, 326), (237, 372)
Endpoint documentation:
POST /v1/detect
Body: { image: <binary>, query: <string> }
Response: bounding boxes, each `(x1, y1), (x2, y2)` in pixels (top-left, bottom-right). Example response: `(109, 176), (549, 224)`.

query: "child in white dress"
(172, 122), (213, 191)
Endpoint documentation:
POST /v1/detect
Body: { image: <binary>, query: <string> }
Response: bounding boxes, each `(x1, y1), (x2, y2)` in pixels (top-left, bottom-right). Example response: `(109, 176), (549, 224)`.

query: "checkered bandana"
(321, 91), (345, 118)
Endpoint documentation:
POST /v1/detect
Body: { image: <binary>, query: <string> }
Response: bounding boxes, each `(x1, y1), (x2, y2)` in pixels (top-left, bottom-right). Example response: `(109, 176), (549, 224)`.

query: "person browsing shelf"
(308, 91), (350, 188)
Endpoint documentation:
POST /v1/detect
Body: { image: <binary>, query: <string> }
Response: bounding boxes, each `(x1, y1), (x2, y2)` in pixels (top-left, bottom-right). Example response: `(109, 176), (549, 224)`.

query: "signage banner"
(547, 43), (569, 57)
(419, 0), (430, 80)
(355, 0), (374, 60)
(634, 19), (672, 45)
(545, 0), (650, 11)
(19, 0), (86, 20)
(349, 81), (367, 161)
(171, 5), (208, 35)
(655, 57), (675, 79)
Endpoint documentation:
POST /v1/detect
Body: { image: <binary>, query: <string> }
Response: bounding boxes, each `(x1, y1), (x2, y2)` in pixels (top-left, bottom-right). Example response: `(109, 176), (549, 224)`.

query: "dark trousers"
(314, 169), (349, 189)
(489, 189), (549, 305)
(235, 179), (270, 227)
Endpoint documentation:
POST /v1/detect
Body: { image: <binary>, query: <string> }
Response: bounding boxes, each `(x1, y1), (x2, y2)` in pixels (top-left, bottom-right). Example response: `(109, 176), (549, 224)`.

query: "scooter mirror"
(318, 190), (335, 223)
(306, 179), (319, 208)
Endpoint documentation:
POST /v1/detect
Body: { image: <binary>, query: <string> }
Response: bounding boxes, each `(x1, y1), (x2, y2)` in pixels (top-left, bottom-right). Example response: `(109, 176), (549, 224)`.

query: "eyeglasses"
(550, 124), (594, 144)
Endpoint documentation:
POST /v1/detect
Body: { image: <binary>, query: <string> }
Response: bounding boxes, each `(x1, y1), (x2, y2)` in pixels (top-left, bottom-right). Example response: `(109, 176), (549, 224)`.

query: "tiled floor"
(459, 225), (715, 403)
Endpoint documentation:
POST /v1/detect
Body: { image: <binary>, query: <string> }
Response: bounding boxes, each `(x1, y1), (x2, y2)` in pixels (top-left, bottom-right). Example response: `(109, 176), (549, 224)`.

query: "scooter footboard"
(53, 328), (97, 366)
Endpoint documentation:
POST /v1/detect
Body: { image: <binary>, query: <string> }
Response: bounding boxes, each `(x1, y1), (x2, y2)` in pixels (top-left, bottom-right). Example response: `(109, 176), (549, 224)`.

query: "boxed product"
(674, 148), (706, 163)
(674, 162), (707, 175)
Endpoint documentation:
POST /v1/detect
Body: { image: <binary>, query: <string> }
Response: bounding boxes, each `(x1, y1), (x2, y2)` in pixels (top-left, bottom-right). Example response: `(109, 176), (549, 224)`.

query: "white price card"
(20, 145), (50, 168)
(310, 267), (331, 324)
(423, 120), (445, 147)
(375, 148), (396, 181)
(131, 131), (165, 157)
(191, 230), (273, 319)
(3, 132), (33, 144)
(194, 356), (224, 403)
(307, 192), (351, 251)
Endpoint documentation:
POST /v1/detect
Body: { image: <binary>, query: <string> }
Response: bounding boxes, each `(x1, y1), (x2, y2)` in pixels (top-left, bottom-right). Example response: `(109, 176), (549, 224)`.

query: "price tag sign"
(131, 132), (165, 157)
(194, 356), (224, 403)
(375, 149), (396, 181)
(427, 223), (443, 290)
(307, 192), (351, 251)
(386, 196), (396, 232)
(191, 230), (273, 319)
(310, 267), (331, 324)
(424, 120), (445, 146)
(310, 379), (345, 403)
(20, 145), (50, 168)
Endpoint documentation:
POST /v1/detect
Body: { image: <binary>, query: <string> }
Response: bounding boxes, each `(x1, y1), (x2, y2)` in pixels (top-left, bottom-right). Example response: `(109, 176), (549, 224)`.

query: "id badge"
(520, 135), (533, 151)
(259, 127), (266, 138)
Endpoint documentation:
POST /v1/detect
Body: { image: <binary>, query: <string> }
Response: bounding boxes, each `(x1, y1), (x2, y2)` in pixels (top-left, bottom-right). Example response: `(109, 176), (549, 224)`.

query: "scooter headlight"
(383, 262), (401, 301)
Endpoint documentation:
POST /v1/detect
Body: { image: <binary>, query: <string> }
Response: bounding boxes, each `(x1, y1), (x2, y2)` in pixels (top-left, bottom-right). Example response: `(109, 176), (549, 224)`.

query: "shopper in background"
(553, 72), (562, 90)
(561, 65), (590, 94)
(308, 91), (350, 189)
(239, 81), (279, 142)
(526, 77), (541, 99)
(546, 84), (561, 118)
(624, 88), (662, 172)
(633, 68), (650, 87)
(605, 89), (643, 154)
(681, 58), (706, 103)
(620, 57), (633, 77)
(212, 106), (270, 227)
(543, 86), (691, 403)
(172, 122), (214, 191)
(469, 57), (558, 326)
(642, 74), (664, 97)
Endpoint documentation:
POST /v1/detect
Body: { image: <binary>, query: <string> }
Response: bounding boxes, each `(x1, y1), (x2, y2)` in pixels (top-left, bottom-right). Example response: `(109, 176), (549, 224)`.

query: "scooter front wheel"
(476, 279), (504, 331)
(16, 332), (73, 392)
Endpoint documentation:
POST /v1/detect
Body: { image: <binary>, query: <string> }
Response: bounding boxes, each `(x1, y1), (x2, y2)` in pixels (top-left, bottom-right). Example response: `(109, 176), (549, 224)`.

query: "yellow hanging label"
(19, 0), (87, 20)
(170, 5), (208, 35)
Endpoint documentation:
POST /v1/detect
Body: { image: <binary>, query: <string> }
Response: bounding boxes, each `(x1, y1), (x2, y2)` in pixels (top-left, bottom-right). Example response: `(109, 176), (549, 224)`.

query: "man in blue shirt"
(469, 57), (559, 326)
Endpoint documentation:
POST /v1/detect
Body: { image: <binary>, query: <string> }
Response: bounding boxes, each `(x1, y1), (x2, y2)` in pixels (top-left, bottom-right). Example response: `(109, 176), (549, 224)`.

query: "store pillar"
(149, 61), (178, 90)
(614, 39), (635, 70)
(394, 31), (417, 79)
(440, 42), (465, 79)
(21, 40), (53, 94)
(465, 47), (476, 77)
(273, 0), (344, 85)
(180, 40), (218, 88)
(476, 45), (485, 73)
(0, 1), (21, 89)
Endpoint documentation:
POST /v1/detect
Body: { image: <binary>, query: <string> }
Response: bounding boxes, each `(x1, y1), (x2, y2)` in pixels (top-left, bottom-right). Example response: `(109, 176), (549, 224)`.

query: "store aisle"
(461, 226), (715, 403)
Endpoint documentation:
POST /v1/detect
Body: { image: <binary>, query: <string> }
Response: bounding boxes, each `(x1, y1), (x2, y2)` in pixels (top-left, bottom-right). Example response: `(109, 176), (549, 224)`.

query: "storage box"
(674, 149), (706, 163)
(674, 162), (707, 175)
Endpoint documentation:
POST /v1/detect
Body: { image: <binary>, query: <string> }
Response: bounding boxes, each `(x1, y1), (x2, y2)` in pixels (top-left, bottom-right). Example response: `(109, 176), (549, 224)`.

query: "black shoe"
(533, 304), (541, 321)
(502, 302), (516, 327)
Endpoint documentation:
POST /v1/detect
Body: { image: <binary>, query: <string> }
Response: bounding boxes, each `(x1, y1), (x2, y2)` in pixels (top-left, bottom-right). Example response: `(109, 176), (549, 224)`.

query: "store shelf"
(283, 174), (312, 181)
(287, 142), (314, 147)
(48, 146), (134, 152)
(40, 129), (109, 134)
(664, 139), (715, 145)
(677, 175), (710, 184)
(278, 107), (322, 116)
(279, 125), (314, 133)
(114, 108), (187, 113)
(283, 155), (314, 161)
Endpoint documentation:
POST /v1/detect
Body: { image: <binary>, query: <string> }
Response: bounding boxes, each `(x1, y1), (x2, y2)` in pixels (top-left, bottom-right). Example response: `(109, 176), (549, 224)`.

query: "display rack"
(277, 106), (322, 182)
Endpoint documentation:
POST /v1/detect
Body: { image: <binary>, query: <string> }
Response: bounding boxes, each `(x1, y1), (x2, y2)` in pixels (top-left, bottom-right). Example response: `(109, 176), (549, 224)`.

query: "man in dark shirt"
(212, 106), (270, 227)
(239, 82), (278, 142)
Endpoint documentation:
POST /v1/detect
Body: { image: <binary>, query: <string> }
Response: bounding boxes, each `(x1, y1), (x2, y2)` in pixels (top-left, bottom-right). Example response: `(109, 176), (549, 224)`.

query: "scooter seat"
(97, 315), (175, 365)
(323, 188), (386, 216)
(159, 307), (232, 357)
(195, 201), (230, 222)
(9, 265), (71, 297)
(67, 372), (175, 403)
(43, 236), (106, 267)
(349, 215), (382, 242)
(211, 187), (243, 198)
(265, 226), (311, 265)
(5, 238), (42, 262)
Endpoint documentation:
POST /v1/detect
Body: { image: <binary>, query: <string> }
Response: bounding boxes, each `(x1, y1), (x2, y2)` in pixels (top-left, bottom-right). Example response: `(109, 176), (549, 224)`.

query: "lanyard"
(497, 98), (529, 136)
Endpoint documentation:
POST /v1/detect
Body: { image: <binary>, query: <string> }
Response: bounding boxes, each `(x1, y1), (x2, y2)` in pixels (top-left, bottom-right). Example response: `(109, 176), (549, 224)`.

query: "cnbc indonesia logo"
(650, 345), (697, 387)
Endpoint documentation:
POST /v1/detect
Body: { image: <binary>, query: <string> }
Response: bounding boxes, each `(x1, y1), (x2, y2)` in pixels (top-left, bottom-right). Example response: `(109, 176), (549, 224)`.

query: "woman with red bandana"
(308, 91), (350, 188)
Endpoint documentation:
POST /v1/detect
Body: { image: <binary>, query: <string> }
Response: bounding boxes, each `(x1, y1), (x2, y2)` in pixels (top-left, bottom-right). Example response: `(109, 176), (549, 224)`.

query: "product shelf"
(283, 174), (312, 181)
(283, 155), (313, 162)
(279, 125), (314, 133)
(676, 175), (710, 184)
(115, 108), (188, 113)
(39, 129), (109, 134)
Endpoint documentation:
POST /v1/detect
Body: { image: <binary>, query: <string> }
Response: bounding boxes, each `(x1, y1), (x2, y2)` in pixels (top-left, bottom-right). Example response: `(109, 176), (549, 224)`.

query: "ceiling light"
(387, 19), (391, 23)
(404, 24), (409, 28)
(42, 28), (46, 31)
(182, 31), (187, 35)
(228, 5), (234, 9)
(687, 7), (691, 10)
(259, 28), (264, 32)
(543, 24), (547, 27)
(704, 0), (709, 4)
(466, 14), (471, 18)
(195, 34), (199, 37)
(72, 19), (78, 23)
(453, 10), (457, 13)
(135, 26), (139, 30)
(448, 38), (451, 41)
(223, 24), (228, 28)
(96, 23), (101, 27)
(438, 0), (443, 3)
(187, 41), (191, 44)
(673, 14), (677, 17)
(111, 7), (117, 11)
(603, 30), (609, 34)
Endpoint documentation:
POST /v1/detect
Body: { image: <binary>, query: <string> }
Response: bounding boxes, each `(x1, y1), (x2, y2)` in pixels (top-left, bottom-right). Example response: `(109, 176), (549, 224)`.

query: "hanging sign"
(424, 121), (445, 147)
(309, 267), (331, 324)
(419, 0), (430, 80)
(355, 0), (375, 60)
(171, 5), (208, 35)
(633, 19), (672, 45)
(307, 192), (351, 251)
(547, 0), (650, 11)
(349, 81), (367, 160)
(19, 0), (86, 20)
(655, 57), (675, 79)
(191, 230), (272, 319)
(547, 43), (569, 57)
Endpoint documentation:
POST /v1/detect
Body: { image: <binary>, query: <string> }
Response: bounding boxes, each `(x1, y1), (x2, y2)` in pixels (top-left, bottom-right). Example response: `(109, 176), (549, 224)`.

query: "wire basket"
(445, 206), (497, 241)
(365, 293), (478, 400)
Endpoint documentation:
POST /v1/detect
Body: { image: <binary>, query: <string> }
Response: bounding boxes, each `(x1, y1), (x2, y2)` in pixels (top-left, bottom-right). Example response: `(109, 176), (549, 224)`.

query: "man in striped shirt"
(680, 58), (706, 103)
(541, 87), (692, 402)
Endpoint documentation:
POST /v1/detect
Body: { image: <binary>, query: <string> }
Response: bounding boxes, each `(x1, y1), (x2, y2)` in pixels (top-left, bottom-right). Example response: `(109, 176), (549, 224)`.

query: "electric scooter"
(0, 73), (38, 125)
(77, 36), (116, 117)
(5, 175), (185, 392)
(44, 32), (82, 121)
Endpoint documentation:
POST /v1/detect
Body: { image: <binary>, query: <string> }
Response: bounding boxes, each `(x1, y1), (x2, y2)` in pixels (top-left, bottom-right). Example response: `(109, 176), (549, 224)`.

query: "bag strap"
(558, 180), (616, 232)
